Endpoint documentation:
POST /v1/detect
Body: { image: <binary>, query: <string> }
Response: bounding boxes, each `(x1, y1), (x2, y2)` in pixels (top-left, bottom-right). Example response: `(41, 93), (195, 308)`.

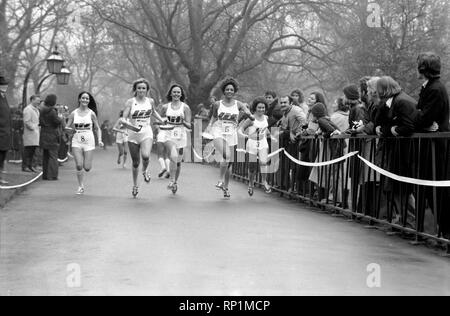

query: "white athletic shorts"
(72, 131), (96, 152)
(127, 126), (153, 145)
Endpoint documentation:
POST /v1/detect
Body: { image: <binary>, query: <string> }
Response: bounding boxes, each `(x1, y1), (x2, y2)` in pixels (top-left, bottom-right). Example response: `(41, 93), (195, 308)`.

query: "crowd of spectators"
(239, 52), (449, 239)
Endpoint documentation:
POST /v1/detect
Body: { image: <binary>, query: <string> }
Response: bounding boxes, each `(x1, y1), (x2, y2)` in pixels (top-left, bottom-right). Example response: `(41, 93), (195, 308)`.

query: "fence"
(230, 133), (450, 251)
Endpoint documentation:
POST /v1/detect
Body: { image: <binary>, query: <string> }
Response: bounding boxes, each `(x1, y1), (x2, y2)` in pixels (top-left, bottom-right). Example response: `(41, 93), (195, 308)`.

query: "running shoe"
(143, 171), (151, 183)
(0, 179), (9, 185)
(248, 187), (254, 197)
(132, 186), (139, 198)
(158, 169), (167, 178)
(223, 188), (231, 199)
(165, 171), (171, 179)
(76, 187), (85, 195)
(117, 156), (121, 165)
(168, 182), (178, 194)
(216, 181), (225, 190)
(264, 183), (272, 194)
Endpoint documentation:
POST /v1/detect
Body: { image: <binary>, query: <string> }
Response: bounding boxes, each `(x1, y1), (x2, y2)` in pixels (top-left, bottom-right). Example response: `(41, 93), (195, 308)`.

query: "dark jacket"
(349, 103), (369, 130)
(317, 117), (340, 137)
(416, 78), (450, 132)
(363, 101), (381, 135)
(0, 93), (11, 151)
(39, 105), (63, 150)
(267, 99), (283, 128)
(380, 91), (418, 137)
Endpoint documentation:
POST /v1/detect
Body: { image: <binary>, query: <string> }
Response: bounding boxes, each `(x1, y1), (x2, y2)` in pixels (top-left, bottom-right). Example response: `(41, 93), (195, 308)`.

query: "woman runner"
(155, 103), (171, 179)
(121, 78), (165, 198)
(206, 78), (254, 199)
(157, 84), (192, 194)
(112, 110), (128, 169)
(66, 92), (103, 195)
(238, 97), (273, 196)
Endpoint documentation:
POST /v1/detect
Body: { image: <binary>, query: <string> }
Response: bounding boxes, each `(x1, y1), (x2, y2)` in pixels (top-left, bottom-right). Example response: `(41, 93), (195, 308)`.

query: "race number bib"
(222, 123), (235, 136)
(172, 127), (183, 140)
(77, 133), (88, 143)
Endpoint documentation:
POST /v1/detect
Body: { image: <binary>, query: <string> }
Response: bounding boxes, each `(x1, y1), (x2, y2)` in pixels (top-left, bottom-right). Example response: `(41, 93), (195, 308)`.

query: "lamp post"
(21, 46), (71, 110)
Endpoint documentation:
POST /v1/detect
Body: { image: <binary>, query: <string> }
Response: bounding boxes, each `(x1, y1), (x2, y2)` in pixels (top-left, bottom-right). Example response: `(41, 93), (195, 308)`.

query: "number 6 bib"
(172, 127), (183, 140)
(222, 122), (234, 136)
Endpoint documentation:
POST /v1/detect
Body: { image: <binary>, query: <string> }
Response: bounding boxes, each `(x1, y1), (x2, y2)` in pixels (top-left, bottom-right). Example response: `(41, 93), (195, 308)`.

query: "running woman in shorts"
(206, 78), (254, 199)
(66, 92), (103, 195)
(238, 97), (273, 197)
(121, 78), (165, 198)
(155, 103), (171, 179)
(112, 110), (128, 169)
(158, 84), (192, 194)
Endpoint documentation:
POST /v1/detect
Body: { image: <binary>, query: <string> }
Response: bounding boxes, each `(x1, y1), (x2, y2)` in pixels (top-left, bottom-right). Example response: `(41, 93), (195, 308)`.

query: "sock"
(159, 158), (166, 170)
(165, 159), (171, 171)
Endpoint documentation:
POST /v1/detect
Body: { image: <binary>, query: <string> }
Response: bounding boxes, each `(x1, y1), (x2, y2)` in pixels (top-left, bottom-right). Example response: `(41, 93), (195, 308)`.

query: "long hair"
(311, 91), (326, 107)
(78, 91), (98, 116)
(166, 83), (187, 102)
(291, 89), (304, 104)
(376, 76), (402, 100)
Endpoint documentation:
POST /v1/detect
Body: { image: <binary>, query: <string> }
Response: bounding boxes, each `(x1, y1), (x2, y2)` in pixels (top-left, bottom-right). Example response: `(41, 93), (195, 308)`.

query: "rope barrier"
(283, 150), (359, 167)
(357, 155), (450, 187)
(0, 172), (43, 190)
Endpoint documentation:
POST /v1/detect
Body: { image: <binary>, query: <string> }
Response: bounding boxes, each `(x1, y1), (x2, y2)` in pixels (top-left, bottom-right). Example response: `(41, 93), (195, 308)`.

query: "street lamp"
(56, 64), (71, 85)
(21, 46), (71, 110)
(46, 49), (64, 74)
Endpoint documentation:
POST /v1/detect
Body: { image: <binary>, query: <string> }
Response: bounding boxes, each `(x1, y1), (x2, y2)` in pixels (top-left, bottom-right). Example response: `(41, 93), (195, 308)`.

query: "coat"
(380, 91), (418, 137)
(39, 105), (63, 150)
(0, 93), (11, 151)
(416, 78), (450, 132)
(23, 104), (40, 147)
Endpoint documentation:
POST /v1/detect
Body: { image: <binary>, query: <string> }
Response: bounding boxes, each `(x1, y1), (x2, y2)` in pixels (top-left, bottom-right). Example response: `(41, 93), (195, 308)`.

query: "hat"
(311, 103), (327, 119)
(343, 84), (360, 101)
(0, 76), (9, 85)
(45, 94), (58, 107)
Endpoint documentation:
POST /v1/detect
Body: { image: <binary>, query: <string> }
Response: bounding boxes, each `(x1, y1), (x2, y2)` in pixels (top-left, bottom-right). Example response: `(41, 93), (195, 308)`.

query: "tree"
(0, 0), (73, 102)
(87, 0), (345, 108)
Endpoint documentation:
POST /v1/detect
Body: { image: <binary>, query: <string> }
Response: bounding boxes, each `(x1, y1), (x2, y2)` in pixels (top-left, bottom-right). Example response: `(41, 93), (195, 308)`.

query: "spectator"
(264, 91), (283, 128)
(296, 92), (324, 193)
(57, 105), (71, 164)
(291, 89), (309, 117)
(278, 95), (307, 193)
(363, 77), (382, 135)
(0, 75), (11, 185)
(360, 76), (371, 107)
(376, 76), (418, 137)
(279, 95), (307, 143)
(40, 94), (64, 180)
(343, 84), (369, 133)
(331, 97), (350, 132)
(415, 52), (450, 238)
(376, 77), (417, 227)
(101, 120), (111, 149)
(309, 103), (343, 201)
(416, 52), (449, 132)
(22, 95), (41, 172)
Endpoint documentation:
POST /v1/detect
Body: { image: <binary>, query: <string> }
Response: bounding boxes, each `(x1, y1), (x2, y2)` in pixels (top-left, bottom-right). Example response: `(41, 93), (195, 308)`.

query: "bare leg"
(140, 138), (153, 174)
(128, 142), (141, 187)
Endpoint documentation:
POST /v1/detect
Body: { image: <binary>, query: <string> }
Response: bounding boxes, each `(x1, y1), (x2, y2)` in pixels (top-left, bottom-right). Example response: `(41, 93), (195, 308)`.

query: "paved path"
(1, 149), (449, 296)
